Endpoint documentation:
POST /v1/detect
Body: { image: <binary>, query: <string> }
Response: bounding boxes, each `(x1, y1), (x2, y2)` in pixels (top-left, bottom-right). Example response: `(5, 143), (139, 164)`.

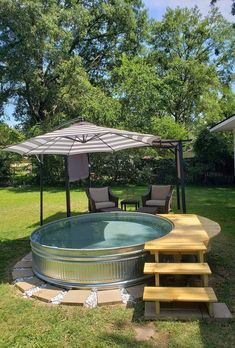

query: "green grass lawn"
(0, 185), (234, 348)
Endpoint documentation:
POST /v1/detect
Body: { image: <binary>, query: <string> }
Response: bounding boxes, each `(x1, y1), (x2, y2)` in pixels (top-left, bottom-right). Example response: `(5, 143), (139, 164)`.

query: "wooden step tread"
(144, 263), (211, 275)
(143, 287), (217, 303)
(144, 242), (207, 252)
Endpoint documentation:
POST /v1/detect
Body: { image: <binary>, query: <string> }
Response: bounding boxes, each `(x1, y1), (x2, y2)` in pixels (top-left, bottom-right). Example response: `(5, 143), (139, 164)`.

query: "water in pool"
(32, 213), (172, 249)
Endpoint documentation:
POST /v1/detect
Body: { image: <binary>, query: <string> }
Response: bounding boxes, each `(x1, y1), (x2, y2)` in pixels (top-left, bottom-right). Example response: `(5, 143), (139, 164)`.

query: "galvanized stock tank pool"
(30, 212), (173, 289)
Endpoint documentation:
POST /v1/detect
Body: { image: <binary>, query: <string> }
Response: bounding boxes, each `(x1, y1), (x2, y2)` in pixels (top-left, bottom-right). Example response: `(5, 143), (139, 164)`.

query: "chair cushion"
(151, 185), (171, 200)
(146, 199), (166, 206)
(95, 201), (115, 210)
(89, 187), (109, 202)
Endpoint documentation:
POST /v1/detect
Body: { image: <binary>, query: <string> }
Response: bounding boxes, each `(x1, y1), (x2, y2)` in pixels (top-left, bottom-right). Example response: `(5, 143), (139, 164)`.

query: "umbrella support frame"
(39, 140), (188, 225)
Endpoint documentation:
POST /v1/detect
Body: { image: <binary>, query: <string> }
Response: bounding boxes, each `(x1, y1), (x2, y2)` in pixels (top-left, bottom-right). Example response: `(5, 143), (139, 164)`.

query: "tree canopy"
(0, 0), (147, 128)
(0, 1), (234, 138)
(147, 7), (234, 126)
(110, 7), (234, 135)
(0, 122), (23, 146)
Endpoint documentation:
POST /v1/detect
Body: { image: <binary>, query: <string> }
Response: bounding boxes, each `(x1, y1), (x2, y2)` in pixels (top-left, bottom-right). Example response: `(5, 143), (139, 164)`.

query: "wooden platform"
(155, 214), (221, 246)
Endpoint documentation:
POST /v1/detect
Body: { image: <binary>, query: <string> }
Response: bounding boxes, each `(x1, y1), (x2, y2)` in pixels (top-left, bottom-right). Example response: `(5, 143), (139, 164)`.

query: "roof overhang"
(210, 114), (235, 132)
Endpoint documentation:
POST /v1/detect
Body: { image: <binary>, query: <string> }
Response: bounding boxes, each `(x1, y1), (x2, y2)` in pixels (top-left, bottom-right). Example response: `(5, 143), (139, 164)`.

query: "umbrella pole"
(64, 156), (71, 217)
(88, 153), (91, 187)
(175, 147), (181, 210)
(40, 155), (43, 225)
(178, 140), (186, 213)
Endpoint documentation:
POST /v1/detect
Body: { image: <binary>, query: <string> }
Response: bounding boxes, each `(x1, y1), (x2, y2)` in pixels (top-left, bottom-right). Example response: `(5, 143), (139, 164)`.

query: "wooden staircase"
(143, 242), (217, 317)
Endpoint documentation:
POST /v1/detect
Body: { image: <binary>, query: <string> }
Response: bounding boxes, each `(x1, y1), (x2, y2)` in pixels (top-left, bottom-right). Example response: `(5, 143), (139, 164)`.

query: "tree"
(151, 116), (188, 140)
(111, 54), (189, 137)
(111, 7), (234, 135)
(111, 54), (160, 131)
(0, 123), (24, 184)
(193, 128), (233, 171)
(0, 123), (23, 146)
(148, 7), (235, 126)
(0, 0), (147, 128)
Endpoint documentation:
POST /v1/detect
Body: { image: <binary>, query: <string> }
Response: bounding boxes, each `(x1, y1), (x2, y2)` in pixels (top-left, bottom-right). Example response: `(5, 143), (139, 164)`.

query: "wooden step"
(144, 242), (207, 252)
(143, 287), (217, 303)
(144, 263), (211, 275)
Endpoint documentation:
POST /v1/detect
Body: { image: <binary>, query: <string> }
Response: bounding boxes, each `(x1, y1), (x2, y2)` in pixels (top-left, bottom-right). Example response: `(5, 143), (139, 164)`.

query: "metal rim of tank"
(30, 212), (174, 253)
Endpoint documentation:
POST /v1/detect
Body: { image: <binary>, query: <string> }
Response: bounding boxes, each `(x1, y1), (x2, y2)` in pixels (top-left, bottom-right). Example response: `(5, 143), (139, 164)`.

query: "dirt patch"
(134, 324), (155, 341)
(134, 323), (169, 347)
(153, 331), (170, 348)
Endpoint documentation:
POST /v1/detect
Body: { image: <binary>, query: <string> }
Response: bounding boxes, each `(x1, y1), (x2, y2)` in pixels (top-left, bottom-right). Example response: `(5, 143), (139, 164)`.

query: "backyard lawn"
(0, 185), (234, 348)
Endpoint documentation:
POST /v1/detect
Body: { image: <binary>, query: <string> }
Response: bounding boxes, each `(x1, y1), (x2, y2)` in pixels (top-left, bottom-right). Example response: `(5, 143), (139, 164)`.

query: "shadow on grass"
(98, 332), (156, 348)
(28, 211), (88, 228)
(0, 236), (30, 284)
(0, 211), (89, 284)
(199, 320), (235, 347)
(131, 301), (145, 322)
(2, 184), (147, 195)
(0, 186), (87, 194)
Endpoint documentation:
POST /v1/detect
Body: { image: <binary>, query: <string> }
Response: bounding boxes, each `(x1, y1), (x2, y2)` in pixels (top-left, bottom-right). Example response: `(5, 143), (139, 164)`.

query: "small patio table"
(121, 199), (140, 211)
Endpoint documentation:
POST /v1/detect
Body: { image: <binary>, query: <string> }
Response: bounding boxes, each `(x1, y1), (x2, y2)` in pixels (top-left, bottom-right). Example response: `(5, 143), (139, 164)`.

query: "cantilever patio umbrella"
(5, 121), (164, 224)
(5, 121), (188, 224)
(5, 121), (160, 155)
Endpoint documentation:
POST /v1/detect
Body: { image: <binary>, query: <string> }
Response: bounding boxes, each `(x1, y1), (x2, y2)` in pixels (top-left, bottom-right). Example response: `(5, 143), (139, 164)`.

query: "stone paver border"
(13, 252), (144, 306)
(12, 253), (233, 319)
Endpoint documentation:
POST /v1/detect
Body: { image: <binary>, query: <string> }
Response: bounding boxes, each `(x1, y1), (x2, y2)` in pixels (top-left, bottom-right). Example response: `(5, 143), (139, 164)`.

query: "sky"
(4, 0), (234, 126)
(143, 0), (234, 22)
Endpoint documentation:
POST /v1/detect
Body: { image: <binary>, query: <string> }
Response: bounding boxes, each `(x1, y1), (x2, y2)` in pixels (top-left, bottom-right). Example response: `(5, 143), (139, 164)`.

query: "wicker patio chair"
(141, 185), (174, 213)
(86, 187), (119, 212)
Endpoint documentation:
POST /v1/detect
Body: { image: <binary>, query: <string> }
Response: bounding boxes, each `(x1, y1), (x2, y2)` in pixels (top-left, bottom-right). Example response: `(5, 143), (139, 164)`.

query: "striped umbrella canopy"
(4, 122), (160, 156)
